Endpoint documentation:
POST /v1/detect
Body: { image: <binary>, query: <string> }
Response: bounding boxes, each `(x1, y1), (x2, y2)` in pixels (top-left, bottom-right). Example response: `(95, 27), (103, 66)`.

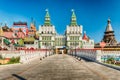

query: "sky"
(0, 0), (120, 43)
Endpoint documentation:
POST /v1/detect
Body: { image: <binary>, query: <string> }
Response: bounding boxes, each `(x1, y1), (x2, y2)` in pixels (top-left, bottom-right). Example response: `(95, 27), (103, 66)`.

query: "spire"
(44, 9), (51, 26)
(70, 9), (77, 26)
(31, 17), (35, 26)
(30, 18), (36, 32)
(0, 23), (3, 36)
(105, 18), (113, 32)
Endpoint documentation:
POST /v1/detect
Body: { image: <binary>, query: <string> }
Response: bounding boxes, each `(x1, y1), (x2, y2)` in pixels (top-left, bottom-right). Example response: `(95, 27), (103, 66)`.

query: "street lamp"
(49, 46), (51, 56)
(70, 46), (72, 56)
(53, 46), (55, 54)
(75, 41), (77, 57)
(45, 43), (47, 57)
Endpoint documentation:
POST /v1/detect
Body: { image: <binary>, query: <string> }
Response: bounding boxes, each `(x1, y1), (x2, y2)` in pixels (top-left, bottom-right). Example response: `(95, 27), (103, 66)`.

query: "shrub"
(107, 57), (114, 61)
(106, 57), (115, 64)
(7, 57), (20, 64)
(0, 55), (2, 59)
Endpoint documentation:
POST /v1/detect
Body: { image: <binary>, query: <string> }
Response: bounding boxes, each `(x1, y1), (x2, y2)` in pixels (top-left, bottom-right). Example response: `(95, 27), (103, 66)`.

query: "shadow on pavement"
(12, 74), (26, 80)
(79, 57), (94, 62)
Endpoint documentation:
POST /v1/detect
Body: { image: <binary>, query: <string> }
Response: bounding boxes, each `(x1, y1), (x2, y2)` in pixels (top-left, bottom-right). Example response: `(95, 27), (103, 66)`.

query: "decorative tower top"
(44, 9), (51, 26)
(70, 9), (77, 26)
(31, 17), (34, 25)
(0, 23), (3, 36)
(30, 17), (36, 32)
(102, 18), (117, 46)
(105, 18), (113, 32)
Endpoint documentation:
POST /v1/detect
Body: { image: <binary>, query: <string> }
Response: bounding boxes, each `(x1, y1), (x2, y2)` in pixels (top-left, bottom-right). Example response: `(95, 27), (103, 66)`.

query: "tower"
(65, 9), (82, 49)
(102, 18), (117, 46)
(39, 9), (56, 49)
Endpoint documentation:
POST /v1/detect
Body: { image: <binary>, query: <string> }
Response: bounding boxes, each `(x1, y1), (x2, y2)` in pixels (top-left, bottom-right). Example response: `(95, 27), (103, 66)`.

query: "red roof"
(17, 32), (25, 38)
(3, 32), (16, 38)
(3, 32), (25, 39)
(82, 32), (88, 40)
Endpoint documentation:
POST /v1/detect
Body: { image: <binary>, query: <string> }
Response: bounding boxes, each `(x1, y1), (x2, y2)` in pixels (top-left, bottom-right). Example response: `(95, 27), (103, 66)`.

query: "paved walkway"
(1, 54), (120, 80)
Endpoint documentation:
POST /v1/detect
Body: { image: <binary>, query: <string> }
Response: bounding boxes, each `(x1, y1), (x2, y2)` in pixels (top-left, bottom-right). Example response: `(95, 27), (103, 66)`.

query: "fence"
(68, 48), (120, 62)
(0, 49), (53, 64)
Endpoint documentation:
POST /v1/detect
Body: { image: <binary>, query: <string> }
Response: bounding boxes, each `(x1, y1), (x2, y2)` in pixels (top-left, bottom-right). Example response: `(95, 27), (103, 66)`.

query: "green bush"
(107, 57), (114, 61)
(7, 57), (20, 64)
(106, 57), (115, 64)
(0, 55), (3, 59)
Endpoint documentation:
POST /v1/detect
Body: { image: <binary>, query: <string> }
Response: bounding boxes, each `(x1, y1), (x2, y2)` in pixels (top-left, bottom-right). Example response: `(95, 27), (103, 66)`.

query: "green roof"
(45, 11), (50, 17)
(44, 9), (51, 26)
(24, 37), (35, 42)
(72, 11), (76, 18)
(14, 43), (19, 47)
(70, 10), (77, 26)
(3, 39), (10, 45)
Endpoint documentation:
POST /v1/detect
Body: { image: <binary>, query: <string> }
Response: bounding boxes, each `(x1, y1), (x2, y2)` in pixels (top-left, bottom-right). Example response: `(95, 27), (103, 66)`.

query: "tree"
(18, 39), (24, 46)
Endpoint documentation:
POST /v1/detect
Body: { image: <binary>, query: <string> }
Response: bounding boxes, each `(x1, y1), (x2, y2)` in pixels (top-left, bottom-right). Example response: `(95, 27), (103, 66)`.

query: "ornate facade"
(39, 9), (94, 49)
(65, 9), (83, 49)
(39, 9), (56, 49)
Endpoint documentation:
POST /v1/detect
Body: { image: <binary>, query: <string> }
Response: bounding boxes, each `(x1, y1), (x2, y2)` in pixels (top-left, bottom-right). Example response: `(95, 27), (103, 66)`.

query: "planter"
(0, 59), (10, 64)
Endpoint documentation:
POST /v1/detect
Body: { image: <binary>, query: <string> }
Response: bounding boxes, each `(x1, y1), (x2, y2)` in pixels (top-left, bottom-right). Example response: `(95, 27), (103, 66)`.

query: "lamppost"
(49, 46), (51, 56)
(70, 46), (72, 56)
(53, 46), (55, 55)
(45, 43), (47, 57)
(75, 41), (77, 57)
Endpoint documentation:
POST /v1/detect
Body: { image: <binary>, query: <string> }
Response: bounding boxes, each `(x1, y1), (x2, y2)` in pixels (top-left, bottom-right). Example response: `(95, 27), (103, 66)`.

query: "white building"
(39, 9), (56, 49)
(39, 9), (94, 50)
(65, 9), (83, 49)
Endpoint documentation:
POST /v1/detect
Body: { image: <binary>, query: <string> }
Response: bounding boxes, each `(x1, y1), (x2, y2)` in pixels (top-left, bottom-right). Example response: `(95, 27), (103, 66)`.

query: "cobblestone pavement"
(1, 54), (120, 80)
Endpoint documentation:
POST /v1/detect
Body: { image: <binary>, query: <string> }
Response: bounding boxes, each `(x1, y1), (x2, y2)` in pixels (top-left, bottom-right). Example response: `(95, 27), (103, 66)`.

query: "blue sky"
(0, 0), (120, 43)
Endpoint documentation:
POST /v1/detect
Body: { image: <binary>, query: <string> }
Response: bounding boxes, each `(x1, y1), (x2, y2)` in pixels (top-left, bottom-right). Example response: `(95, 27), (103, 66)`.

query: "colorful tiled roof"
(3, 32), (25, 39)
(3, 39), (10, 45)
(24, 37), (35, 42)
